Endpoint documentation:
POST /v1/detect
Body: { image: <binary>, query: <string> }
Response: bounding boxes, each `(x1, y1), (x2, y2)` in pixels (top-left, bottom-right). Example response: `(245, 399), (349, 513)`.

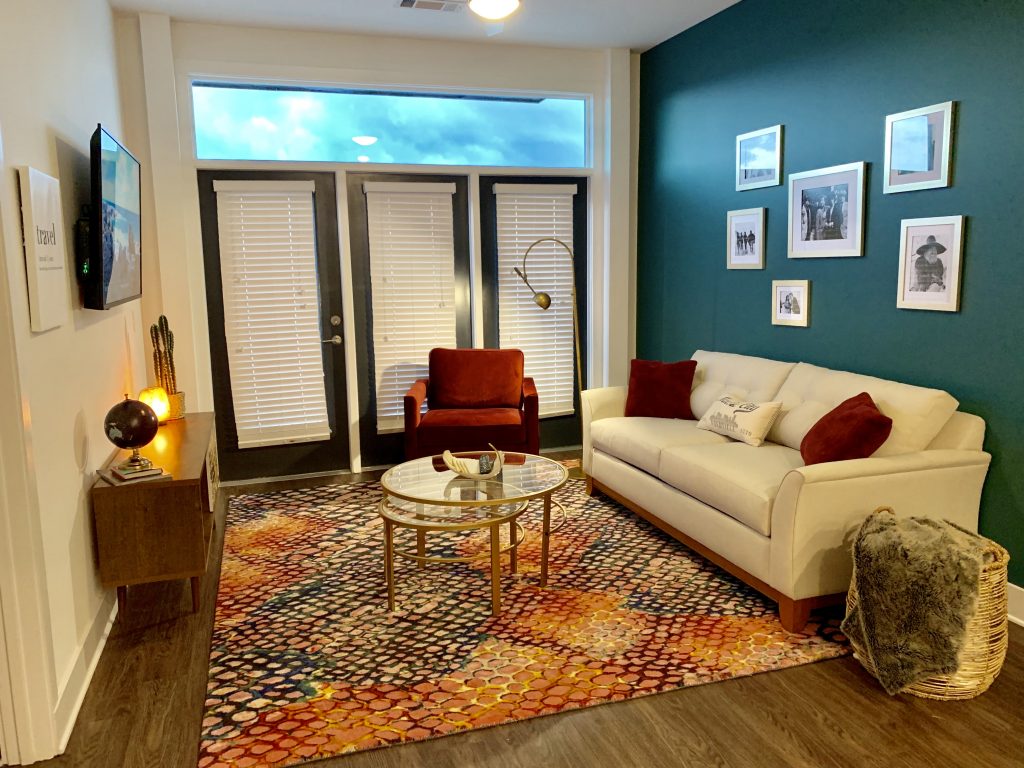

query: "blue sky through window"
(192, 84), (587, 168)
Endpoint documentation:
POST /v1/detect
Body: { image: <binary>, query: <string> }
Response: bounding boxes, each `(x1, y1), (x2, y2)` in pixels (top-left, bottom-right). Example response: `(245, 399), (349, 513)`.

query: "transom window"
(192, 83), (587, 168)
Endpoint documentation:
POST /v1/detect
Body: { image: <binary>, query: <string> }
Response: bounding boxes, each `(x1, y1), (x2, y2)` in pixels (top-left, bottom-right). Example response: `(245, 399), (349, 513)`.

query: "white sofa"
(582, 350), (991, 631)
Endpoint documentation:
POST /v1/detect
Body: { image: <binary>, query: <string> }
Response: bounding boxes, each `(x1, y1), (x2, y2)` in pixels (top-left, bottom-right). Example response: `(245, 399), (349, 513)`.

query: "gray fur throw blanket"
(841, 509), (989, 695)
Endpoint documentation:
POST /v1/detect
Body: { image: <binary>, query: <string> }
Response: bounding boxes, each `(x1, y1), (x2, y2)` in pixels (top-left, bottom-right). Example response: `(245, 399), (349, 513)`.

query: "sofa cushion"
(428, 348), (524, 409)
(625, 358), (698, 419)
(658, 442), (805, 536)
(801, 392), (893, 465)
(591, 417), (730, 476)
(689, 350), (796, 419)
(768, 363), (958, 456)
(417, 407), (525, 449)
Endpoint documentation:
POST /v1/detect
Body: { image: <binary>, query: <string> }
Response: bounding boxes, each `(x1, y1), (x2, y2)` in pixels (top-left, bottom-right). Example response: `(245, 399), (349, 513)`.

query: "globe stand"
(116, 448), (153, 472)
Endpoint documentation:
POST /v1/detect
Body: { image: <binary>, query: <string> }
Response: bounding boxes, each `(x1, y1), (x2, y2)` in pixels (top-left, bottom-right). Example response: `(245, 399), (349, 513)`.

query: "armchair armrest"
(522, 377), (539, 454)
(403, 379), (429, 459)
(581, 386), (627, 474)
(769, 449), (992, 600)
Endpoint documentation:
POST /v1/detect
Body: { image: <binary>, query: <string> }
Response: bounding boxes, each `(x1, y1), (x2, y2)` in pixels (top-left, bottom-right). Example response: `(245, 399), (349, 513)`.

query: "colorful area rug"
(199, 480), (848, 767)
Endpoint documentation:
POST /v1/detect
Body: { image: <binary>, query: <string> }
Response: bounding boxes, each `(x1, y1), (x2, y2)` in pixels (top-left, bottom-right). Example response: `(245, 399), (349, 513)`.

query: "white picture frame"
(883, 101), (955, 194)
(736, 124), (782, 191)
(772, 280), (811, 327)
(896, 215), (964, 312)
(788, 161), (866, 258)
(17, 166), (68, 332)
(726, 207), (765, 269)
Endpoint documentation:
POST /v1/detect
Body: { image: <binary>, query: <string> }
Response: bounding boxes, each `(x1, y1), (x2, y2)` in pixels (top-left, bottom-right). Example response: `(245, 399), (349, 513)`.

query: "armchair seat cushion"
(417, 408), (526, 450)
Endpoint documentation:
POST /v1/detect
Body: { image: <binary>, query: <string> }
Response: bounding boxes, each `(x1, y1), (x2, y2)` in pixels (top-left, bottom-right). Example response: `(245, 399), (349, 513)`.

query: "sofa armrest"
(581, 386), (627, 474)
(403, 379), (429, 459)
(769, 449), (992, 600)
(522, 377), (539, 454)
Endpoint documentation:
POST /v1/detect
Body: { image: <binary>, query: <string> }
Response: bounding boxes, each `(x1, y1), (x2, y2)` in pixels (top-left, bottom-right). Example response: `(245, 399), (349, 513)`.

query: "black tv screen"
(83, 125), (141, 309)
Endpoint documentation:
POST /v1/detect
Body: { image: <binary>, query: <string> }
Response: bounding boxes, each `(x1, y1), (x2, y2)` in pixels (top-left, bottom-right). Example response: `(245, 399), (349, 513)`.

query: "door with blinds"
(198, 171), (349, 481)
(346, 174), (472, 468)
(480, 176), (588, 449)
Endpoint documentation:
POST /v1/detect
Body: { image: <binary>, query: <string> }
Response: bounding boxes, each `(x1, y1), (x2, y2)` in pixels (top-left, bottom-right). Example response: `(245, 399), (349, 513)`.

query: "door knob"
(322, 335), (342, 346)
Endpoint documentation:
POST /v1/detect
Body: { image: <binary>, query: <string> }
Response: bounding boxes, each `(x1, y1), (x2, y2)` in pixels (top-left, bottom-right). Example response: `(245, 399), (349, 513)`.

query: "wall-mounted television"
(79, 124), (142, 309)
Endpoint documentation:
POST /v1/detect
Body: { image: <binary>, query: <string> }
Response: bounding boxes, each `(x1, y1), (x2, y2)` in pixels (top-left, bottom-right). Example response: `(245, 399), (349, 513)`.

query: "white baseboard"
(1009, 582), (1024, 628)
(53, 595), (117, 751)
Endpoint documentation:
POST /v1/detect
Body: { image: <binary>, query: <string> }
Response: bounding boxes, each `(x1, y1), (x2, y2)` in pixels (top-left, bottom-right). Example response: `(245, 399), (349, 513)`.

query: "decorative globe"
(104, 396), (159, 450)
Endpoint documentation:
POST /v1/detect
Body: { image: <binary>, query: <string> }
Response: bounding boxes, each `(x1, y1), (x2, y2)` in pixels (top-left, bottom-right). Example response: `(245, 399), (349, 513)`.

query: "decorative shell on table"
(442, 444), (505, 479)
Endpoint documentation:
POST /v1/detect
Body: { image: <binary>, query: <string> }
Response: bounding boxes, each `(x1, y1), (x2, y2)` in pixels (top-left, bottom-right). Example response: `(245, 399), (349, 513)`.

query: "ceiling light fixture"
(352, 136), (378, 146)
(468, 0), (520, 21)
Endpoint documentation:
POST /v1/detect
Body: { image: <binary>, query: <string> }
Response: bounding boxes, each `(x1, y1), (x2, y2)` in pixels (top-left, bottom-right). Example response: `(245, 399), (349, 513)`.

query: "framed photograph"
(772, 280), (811, 327)
(17, 166), (68, 332)
(736, 125), (782, 191)
(726, 208), (765, 269)
(788, 161), (865, 258)
(896, 215), (964, 312)
(883, 101), (955, 194)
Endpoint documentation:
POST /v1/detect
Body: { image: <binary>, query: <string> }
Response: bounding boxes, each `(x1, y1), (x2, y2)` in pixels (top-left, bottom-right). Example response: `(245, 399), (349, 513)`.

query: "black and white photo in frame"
(897, 215), (964, 312)
(736, 125), (782, 191)
(788, 162), (865, 258)
(884, 101), (955, 194)
(772, 279), (810, 327)
(726, 207), (765, 269)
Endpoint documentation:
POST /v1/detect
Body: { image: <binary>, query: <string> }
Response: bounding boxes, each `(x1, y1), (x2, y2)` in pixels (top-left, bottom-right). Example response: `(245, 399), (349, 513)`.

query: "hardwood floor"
(38, 459), (1024, 768)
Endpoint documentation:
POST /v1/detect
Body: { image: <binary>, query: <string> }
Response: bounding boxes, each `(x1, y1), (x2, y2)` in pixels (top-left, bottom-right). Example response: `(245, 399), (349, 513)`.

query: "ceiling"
(110, 0), (740, 52)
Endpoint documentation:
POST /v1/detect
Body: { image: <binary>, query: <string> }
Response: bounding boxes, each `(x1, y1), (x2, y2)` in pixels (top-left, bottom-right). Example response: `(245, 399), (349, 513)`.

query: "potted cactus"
(150, 315), (185, 420)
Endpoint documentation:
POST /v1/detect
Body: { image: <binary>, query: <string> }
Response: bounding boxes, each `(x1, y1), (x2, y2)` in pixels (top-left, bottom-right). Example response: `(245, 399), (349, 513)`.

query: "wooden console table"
(91, 412), (218, 613)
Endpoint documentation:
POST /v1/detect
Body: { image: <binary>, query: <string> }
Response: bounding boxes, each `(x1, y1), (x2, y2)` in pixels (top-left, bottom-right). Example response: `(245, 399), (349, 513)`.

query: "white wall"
(0, 0), (145, 761)
(116, 16), (635, 470)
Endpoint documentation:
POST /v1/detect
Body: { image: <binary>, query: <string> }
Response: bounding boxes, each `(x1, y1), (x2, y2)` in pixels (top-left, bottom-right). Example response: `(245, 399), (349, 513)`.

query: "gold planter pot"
(167, 391), (186, 421)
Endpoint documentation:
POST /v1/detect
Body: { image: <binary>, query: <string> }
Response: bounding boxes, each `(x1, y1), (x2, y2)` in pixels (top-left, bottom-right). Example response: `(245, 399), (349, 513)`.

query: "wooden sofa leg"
(584, 475), (596, 496)
(778, 596), (813, 633)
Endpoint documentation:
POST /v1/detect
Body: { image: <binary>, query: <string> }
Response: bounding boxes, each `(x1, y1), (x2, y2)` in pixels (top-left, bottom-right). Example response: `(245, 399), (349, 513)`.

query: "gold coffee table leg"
(509, 519), (518, 574)
(490, 523), (501, 616)
(541, 493), (551, 587)
(384, 519), (395, 611)
(417, 529), (426, 569)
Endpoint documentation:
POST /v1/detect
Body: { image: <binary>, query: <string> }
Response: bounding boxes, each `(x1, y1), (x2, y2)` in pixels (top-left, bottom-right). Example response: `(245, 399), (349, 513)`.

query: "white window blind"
(365, 182), (458, 433)
(213, 179), (331, 449)
(494, 183), (578, 418)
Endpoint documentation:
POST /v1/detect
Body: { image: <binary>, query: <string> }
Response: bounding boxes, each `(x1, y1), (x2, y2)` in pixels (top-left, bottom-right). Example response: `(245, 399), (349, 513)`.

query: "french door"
(198, 170), (349, 481)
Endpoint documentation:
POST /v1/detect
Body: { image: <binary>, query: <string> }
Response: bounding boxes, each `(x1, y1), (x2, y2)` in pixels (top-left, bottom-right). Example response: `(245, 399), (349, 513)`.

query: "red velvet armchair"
(403, 348), (540, 460)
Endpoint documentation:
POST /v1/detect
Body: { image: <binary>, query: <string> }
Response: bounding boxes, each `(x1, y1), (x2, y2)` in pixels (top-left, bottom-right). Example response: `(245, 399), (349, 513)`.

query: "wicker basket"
(846, 512), (1010, 700)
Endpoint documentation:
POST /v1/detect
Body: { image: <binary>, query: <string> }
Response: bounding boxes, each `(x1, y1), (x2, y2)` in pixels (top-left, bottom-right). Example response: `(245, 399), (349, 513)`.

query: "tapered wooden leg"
(509, 519), (518, 574)
(384, 519), (395, 612)
(116, 585), (127, 614)
(417, 529), (426, 569)
(585, 475), (595, 497)
(190, 577), (201, 613)
(540, 494), (551, 587)
(778, 596), (812, 633)
(490, 523), (502, 616)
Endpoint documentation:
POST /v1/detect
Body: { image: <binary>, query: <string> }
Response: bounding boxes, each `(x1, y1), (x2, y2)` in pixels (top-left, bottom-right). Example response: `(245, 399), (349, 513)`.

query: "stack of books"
(98, 465), (172, 486)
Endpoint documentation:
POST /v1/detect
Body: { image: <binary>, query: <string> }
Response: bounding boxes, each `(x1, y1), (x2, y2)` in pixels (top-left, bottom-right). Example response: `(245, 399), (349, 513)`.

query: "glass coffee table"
(378, 452), (568, 615)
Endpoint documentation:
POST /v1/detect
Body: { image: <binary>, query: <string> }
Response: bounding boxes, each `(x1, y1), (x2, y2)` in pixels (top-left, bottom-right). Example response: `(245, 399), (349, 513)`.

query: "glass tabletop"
(381, 452), (568, 514)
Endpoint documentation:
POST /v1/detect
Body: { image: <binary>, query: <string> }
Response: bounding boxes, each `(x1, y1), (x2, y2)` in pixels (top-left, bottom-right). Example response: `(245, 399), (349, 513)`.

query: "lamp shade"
(138, 386), (171, 424)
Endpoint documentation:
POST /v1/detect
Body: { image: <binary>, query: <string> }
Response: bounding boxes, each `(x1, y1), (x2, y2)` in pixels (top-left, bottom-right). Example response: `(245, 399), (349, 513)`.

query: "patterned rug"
(198, 480), (848, 767)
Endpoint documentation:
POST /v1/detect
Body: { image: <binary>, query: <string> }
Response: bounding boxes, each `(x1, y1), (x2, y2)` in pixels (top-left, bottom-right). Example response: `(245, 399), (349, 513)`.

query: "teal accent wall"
(637, 0), (1024, 584)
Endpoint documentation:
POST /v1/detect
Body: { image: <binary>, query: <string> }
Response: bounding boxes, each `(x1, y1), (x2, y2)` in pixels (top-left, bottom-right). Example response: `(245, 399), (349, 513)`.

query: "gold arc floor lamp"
(513, 237), (583, 397)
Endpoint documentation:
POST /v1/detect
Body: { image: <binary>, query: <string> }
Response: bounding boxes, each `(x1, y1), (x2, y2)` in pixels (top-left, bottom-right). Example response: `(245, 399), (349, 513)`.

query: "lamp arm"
(515, 237), (584, 396)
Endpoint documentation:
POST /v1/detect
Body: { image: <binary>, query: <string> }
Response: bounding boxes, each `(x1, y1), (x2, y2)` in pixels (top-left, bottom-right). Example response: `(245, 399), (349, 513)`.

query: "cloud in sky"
(192, 85), (586, 168)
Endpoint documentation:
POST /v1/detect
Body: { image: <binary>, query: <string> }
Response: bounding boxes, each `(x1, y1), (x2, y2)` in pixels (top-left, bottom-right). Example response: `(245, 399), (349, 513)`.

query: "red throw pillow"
(800, 392), (893, 465)
(624, 359), (697, 420)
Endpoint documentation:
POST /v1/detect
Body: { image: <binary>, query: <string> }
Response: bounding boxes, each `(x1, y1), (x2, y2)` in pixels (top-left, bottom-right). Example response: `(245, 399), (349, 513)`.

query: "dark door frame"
(197, 169), (350, 481)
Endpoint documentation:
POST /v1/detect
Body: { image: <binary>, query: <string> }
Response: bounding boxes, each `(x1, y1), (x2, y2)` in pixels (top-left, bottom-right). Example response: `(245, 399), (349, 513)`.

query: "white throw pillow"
(696, 395), (783, 447)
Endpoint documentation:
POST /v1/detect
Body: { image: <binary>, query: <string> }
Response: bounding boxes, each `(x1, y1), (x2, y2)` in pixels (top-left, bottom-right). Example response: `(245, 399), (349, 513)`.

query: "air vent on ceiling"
(398, 0), (467, 12)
